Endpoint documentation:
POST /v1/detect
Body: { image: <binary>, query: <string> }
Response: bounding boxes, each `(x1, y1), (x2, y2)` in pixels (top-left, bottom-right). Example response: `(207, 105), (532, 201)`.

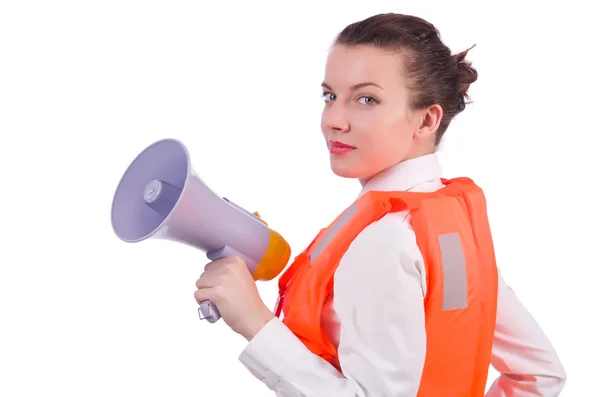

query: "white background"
(1, 1), (598, 396)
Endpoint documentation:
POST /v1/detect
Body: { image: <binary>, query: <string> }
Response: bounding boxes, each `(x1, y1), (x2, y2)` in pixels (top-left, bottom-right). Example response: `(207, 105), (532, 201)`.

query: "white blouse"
(238, 153), (567, 396)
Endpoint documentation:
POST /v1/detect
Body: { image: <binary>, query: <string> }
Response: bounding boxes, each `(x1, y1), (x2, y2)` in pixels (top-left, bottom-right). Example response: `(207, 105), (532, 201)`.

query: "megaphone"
(110, 138), (291, 323)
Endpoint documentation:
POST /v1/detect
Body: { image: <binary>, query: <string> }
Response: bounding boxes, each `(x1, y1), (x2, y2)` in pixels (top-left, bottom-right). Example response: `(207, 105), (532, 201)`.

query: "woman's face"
(320, 44), (440, 182)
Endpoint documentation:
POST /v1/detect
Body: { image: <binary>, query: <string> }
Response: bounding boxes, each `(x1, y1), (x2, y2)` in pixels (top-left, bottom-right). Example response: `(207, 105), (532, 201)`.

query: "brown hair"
(334, 13), (478, 145)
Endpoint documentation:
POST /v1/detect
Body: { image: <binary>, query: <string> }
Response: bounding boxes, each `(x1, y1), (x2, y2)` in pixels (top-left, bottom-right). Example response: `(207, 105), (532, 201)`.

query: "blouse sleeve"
(485, 272), (566, 396)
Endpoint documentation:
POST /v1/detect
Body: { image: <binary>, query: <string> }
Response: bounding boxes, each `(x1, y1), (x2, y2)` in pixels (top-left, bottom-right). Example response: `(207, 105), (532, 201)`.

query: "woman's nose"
(323, 104), (350, 133)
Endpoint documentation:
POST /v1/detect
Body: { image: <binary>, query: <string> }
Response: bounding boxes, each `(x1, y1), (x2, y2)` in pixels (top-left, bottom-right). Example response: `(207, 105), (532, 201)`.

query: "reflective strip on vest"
(438, 232), (468, 311)
(310, 203), (357, 263)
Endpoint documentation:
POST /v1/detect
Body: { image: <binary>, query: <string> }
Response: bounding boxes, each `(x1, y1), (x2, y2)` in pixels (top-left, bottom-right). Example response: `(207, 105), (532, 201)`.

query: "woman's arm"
(238, 212), (428, 396)
(485, 274), (567, 397)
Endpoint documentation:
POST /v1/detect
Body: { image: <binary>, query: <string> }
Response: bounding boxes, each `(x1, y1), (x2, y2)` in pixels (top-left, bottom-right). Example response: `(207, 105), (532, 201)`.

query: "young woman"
(194, 13), (566, 396)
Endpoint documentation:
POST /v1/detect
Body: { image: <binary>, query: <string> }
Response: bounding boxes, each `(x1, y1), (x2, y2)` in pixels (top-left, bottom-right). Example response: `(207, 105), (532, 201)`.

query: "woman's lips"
(329, 140), (356, 155)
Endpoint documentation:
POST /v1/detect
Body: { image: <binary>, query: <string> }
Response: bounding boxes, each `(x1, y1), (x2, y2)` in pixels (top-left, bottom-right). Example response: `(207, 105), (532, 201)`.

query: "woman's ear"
(414, 104), (443, 141)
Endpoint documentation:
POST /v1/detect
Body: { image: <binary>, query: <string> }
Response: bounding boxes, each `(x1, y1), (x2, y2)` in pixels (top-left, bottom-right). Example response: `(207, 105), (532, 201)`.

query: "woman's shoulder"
(343, 210), (422, 262)
(335, 210), (427, 295)
(358, 209), (414, 242)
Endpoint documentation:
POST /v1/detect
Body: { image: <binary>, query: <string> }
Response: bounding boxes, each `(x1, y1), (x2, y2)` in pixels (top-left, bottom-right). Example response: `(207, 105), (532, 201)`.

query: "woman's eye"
(322, 92), (336, 102)
(358, 96), (377, 105)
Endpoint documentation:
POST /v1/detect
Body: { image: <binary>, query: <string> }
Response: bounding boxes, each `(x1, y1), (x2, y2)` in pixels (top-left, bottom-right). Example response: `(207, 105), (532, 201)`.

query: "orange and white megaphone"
(110, 138), (291, 323)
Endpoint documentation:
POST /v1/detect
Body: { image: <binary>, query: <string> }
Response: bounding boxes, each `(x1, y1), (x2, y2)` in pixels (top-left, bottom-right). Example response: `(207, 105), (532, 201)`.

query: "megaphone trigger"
(198, 300), (221, 323)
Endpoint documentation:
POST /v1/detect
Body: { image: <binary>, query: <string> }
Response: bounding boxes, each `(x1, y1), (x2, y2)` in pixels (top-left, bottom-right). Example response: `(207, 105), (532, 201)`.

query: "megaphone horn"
(110, 138), (291, 323)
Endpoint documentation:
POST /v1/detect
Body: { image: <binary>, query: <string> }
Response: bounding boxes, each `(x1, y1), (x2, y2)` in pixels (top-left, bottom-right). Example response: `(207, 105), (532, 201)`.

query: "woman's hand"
(194, 256), (275, 340)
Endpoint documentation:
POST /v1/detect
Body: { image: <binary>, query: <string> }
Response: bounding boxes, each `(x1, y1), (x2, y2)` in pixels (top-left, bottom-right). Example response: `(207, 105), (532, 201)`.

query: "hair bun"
(455, 44), (478, 97)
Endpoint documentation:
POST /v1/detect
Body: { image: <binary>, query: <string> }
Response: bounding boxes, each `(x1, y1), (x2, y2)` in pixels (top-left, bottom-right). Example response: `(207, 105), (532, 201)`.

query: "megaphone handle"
(198, 245), (254, 324)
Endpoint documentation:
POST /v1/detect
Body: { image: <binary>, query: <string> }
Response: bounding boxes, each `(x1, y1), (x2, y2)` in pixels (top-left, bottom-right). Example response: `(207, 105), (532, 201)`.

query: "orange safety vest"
(274, 177), (498, 396)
